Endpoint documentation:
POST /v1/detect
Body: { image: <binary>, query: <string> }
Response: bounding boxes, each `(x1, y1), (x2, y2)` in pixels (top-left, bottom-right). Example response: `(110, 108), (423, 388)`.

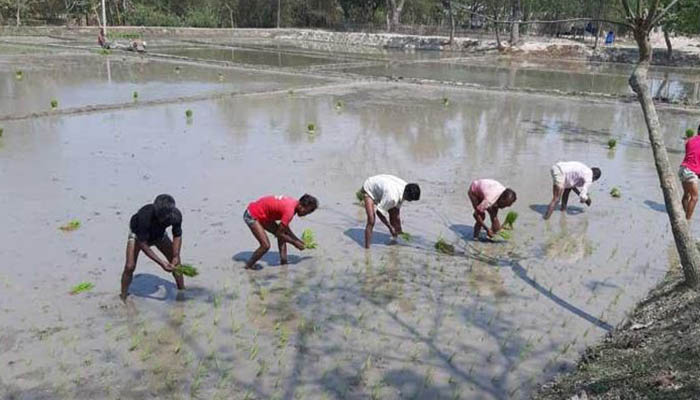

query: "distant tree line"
(1, 0), (697, 38)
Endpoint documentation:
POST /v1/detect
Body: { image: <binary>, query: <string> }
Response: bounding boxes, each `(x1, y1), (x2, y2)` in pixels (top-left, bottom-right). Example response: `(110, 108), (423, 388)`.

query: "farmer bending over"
(121, 194), (184, 301)
(679, 124), (700, 220)
(468, 179), (517, 240)
(243, 194), (318, 270)
(361, 174), (421, 249)
(544, 161), (601, 220)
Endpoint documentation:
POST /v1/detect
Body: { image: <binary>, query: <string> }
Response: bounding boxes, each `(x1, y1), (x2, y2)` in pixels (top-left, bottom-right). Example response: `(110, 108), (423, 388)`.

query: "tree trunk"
(447, 0), (455, 45)
(277, 0), (281, 28)
(494, 19), (503, 51)
(593, 0), (603, 50)
(386, 0), (404, 32)
(509, 0), (521, 45)
(663, 27), (672, 60)
(629, 30), (700, 288)
(15, 0), (20, 26)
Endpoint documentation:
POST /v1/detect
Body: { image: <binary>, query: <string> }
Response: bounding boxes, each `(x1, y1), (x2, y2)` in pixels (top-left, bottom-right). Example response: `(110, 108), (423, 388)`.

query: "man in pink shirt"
(243, 194), (318, 269)
(679, 124), (700, 219)
(544, 161), (601, 220)
(468, 179), (517, 240)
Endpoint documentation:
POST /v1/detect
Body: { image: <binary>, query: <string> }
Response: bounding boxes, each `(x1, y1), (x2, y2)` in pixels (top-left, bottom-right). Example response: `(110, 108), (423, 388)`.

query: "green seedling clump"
(607, 138), (617, 149)
(307, 123), (316, 133)
(399, 232), (412, 242)
(302, 229), (317, 249)
(133, 91), (139, 100)
(15, 70), (23, 80)
(59, 219), (81, 231)
(98, 48), (111, 56)
(70, 282), (94, 295)
(185, 109), (193, 118)
(0, 127), (3, 137)
(610, 187), (621, 198)
(355, 189), (365, 204)
(498, 230), (513, 240)
(50, 99), (58, 110)
(175, 264), (199, 277)
(503, 211), (518, 229)
(435, 237), (455, 255)
(686, 129), (695, 138)
(218, 73), (224, 81)
(335, 100), (344, 109)
(442, 97), (449, 106)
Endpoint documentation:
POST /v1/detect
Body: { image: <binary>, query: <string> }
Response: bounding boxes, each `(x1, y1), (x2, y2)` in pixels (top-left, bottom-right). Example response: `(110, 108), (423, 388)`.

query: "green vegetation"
(133, 91), (139, 100)
(610, 187), (621, 198)
(0, 127), (3, 137)
(50, 99), (58, 110)
(175, 264), (199, 277)
(355, 189), (365, 204)
(307, 123), (316, 133)
(185, 109), (193, 118)
(442, 97), (449, 106)
(98, 48), (111, 55)
(399, 232), (412, 242)
(607, 138), (617, 149)
(15, 70), (23, 80)
(335, 100), (344, 109)
(70, 282), (94, 295)
(435, 236), (455, 255)
(302, 229), (317, 249)
(503, 211), (518, 229)
(59, 219), (81, 231)
(686, 128), (695, 138)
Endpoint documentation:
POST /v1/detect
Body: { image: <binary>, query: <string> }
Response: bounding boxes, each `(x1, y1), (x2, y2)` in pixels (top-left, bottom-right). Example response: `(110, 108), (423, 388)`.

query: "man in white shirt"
(361, 174), (421, 249)
(544, 161), (601, 220)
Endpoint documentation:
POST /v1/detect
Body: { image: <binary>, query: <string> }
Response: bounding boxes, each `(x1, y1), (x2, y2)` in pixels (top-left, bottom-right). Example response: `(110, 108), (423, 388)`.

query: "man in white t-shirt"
(544, 161), (602, 220)
(361, 174), (421, 249)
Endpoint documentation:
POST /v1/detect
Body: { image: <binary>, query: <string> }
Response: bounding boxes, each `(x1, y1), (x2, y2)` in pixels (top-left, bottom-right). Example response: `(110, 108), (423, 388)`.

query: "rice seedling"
(686, 128), (695, 138)
(0, 127), (4, 137)
(335, 100), (344, 109)
(50, 99), (58, 110)
(218, 73), (224, 82)
(607, 138), (617, 149)
(399, 232), (412, 242)
(355, 189), (365, 204)
(174, 264), (199, 277)
(435, 236), (455, 255)
(249, 343), (259, 360)
(15, 70), (23, 80)
(70, 281), (94, 294)
(98, 48), (111, 55)
(610, 187), (621, 198)
(442, 97), (450, 106)
(132, 91), (138, 100)
(307, 123), (316, 133)
(185, 109), (193, 119)
(302, 229), (318, 249)
(174, 66), (181, 74)
(59, 219), (81, 231)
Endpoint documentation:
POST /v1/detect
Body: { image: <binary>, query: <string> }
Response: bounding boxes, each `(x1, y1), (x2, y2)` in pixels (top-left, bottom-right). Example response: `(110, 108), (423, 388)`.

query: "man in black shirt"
(120, 194), (184, 301)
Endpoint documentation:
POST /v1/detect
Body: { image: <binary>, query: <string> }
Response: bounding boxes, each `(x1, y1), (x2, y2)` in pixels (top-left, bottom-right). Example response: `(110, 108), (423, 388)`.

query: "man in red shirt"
(679, 123), (700, 219)
(243, 194), (318, 269)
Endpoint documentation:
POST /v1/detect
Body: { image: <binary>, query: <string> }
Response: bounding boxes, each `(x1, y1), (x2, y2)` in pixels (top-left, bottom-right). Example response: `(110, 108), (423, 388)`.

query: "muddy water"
(347, 59), (700, 101)
(0, 55), (332, 117)
(0, 51), (698, 399)
(156, 47), (339, 67)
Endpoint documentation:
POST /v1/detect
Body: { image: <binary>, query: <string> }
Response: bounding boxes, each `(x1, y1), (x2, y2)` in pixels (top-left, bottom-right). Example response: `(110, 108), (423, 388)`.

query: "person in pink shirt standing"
(243, 194), (318, 270)
(544, 161), (601, 220)
(468, 179), (517, 240)
(679, 124), (700, 220)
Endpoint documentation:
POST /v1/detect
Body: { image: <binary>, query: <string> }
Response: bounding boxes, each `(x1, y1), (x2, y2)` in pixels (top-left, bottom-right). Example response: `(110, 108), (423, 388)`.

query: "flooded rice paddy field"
(1, 41), (700, 399)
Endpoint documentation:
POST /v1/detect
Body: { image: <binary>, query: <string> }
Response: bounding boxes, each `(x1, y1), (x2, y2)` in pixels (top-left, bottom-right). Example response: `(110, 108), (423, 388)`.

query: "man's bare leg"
(468, 191), (483, 238)
(364, 195), (376, 249)
(155, 236), (184, 290)
(544, 185), (564, 220)
(245, 221), (271, 269)
(683, 180), (699, 220)
(121, 239), (141, 301)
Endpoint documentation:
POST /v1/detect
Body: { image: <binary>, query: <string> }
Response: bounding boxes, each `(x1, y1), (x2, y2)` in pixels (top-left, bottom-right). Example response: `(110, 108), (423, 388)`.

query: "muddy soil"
(1, 36), (699, 400)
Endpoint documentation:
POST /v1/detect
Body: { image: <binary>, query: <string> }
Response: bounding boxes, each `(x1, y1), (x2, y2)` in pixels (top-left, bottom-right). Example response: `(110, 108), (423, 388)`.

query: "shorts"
(243, 209), (257, 227)
(550, 164), (566, 188)
(679, 166), (699, 183)
(128, 231), (167, 246)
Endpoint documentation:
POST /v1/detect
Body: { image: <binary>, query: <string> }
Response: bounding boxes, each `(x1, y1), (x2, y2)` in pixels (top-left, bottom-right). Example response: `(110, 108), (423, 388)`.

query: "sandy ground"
(0, 32), (699, 399)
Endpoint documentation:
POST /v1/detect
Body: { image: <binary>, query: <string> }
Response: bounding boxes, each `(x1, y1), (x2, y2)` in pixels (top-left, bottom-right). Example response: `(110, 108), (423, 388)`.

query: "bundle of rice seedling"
(355, 189), (365, 204)
(133, 91), (139, 100)
(503, 211), (518, 229)
(175, 264), (199, 277)
(15, 70), (23, 80)
(0, 127), (4, 137)
(185, 109), (193, 118)
(307, 123), (316, 133)
(50, 99), (58, 110)
(399, 232), (412, 242)
(70, 282), (94, 295)
(435, 237), (455, 255)
(610, 187), (621, 198)
(302, 229), (317, 249)
(442, 97), (449, 106)
(335, 100), (344, 109)
(59, 219), (81, 231)
(686, 129), (695, 138)
(607, 138), (617, 149)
